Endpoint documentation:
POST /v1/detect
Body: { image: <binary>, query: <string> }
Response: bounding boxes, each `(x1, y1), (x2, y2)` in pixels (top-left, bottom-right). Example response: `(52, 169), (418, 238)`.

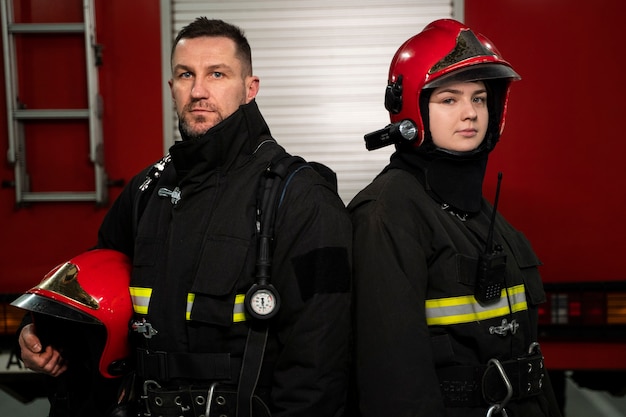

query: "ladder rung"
(21, 191), (97, 202)
(8, 23), (85, 34)
(14, 109), (89, 119)
(2, 0), (106, 205)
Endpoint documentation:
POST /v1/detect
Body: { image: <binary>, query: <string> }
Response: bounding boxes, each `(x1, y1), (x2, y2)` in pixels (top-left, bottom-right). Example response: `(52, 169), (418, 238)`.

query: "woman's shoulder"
(348, 168), (425, 212)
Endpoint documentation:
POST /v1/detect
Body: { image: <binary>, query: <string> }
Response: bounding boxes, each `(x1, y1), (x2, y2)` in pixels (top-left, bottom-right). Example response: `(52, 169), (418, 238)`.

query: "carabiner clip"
(487, 404), (509, 417)
(528, 341), (541, 355)
(484, 358), (513, 417)
(142, 379), (161, 417)
(205, 382), (219, 417)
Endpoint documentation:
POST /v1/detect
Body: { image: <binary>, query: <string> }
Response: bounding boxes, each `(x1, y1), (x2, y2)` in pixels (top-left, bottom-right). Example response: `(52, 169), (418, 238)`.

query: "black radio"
(475, 172), (507, 304)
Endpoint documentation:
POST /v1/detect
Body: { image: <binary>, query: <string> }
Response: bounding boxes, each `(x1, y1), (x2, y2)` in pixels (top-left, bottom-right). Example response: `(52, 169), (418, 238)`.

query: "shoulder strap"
(238, 154), (336, 417)
(256, 153), (338, 282)
(255, 154), (307, 284)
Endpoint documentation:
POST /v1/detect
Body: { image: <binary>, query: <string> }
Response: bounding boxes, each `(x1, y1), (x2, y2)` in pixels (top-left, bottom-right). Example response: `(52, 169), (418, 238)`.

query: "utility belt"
(135, 349), (273, 417)
(142, 381), (271, 417)
(438, 343), (545, 413)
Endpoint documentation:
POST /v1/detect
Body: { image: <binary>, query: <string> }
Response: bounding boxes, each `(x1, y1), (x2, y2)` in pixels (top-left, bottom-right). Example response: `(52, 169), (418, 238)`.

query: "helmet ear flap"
(385, 75), (403, 114)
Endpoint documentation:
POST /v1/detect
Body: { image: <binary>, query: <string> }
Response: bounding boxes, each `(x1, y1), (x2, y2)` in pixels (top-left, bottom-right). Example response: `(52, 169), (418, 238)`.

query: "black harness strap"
(237, 154), (307, 417)
(237, 324), (269, 417)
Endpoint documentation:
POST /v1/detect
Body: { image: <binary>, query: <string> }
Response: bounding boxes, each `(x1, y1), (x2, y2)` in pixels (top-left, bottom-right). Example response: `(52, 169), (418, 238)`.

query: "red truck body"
(466, 0), (626, 372)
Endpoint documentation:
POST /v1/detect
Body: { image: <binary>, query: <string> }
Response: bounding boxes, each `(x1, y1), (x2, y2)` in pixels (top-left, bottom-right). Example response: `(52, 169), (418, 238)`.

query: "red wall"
(467, 0), (626, 284)
(0, 0), (163, 292)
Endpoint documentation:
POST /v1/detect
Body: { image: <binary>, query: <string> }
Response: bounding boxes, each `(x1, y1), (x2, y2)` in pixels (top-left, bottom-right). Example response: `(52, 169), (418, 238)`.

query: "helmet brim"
(12, 293), (101, 325)
(424, 63), (521, 89)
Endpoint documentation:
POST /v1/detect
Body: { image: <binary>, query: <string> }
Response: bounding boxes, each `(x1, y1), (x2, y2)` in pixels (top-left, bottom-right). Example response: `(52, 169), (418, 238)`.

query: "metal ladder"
(0, 0), (107, 204)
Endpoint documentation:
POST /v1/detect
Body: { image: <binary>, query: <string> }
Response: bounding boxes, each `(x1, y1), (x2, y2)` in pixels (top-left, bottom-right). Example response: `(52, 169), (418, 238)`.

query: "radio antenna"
(486, 172), (503, 253)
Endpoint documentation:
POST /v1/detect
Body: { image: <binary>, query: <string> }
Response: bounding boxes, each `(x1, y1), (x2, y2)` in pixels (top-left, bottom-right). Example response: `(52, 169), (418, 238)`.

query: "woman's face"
(427, 80), (488, 153)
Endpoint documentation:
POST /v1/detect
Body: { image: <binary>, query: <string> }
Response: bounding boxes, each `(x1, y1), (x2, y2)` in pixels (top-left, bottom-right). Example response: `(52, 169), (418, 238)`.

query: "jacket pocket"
(188, 236), (251, 326)
(455, 253), (479, 287)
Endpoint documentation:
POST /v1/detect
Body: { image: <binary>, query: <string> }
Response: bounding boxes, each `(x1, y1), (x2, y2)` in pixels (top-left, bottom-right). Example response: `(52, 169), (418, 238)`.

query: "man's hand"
(18, 323), (67, 377)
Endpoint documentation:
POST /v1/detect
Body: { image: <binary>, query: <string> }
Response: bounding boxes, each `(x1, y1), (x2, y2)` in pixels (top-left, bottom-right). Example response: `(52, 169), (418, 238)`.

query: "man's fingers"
(49, 357), (68, 377)
(19, 324), (68, 377)
(29, 341), (42, 353)
(20, 324), (43, 353)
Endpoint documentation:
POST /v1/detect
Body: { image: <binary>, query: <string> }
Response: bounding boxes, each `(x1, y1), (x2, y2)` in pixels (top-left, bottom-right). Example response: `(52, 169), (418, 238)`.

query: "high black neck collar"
(169, 100), (271, 183)
(388, 149), (489, 215)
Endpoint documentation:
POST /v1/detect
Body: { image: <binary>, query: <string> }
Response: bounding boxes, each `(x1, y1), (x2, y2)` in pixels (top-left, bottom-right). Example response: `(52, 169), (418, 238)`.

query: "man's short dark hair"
(172, 17), (253, 75)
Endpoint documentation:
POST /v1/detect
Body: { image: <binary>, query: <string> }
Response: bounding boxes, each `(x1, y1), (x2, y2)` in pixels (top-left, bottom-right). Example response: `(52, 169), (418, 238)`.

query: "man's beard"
(178, 112), (222, 140)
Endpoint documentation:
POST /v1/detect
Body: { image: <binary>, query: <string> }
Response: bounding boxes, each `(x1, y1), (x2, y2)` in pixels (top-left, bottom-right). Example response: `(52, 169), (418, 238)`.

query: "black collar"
(387, 149), (488, 215)
(169, 100), (272, 183)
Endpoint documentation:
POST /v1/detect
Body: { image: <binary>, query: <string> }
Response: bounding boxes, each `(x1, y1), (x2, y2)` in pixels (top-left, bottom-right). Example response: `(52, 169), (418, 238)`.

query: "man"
(19, 17), (352, 417)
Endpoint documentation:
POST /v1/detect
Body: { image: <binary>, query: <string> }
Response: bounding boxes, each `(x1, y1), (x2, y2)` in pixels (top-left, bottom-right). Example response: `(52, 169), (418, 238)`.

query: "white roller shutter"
(162, 0), (460, 204)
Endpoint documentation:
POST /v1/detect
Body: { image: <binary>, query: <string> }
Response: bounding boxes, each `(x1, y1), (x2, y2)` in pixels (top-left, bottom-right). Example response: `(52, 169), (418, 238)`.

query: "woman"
(349, 19), (562, 417)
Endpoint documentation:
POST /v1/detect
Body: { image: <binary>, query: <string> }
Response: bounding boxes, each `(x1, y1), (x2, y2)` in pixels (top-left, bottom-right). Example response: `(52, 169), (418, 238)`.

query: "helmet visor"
(12, 293), (101, 325)
(425, 63), (520, 89)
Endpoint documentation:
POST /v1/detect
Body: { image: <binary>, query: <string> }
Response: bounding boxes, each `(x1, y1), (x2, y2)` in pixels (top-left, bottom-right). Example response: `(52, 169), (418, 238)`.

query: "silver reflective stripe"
(425, 284), (527, 326)
(129, 287), (152, 315)
(186, 293), (247, 323)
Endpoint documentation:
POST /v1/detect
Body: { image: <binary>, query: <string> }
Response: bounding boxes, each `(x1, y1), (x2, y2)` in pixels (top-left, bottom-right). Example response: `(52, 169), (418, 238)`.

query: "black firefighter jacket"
(348, 166), (561, 417)
(97, 100), (352, 417)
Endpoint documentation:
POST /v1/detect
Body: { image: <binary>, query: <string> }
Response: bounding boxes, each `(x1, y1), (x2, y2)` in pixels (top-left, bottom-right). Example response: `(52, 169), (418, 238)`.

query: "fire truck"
(466, 0), (626, 404)
(0, 0), (625, 411)
(0, 0), (163, 401)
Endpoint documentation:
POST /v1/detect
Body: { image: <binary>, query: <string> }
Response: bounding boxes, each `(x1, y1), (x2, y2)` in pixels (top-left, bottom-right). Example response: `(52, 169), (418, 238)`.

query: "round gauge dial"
(246, 284), (280, 319)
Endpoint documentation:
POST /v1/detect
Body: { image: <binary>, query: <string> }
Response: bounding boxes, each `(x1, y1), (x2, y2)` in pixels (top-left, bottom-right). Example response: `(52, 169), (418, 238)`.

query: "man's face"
(169, 36), (259, 139)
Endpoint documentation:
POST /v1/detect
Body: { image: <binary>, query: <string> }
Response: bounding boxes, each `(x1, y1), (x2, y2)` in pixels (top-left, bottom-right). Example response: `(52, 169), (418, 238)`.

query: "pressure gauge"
(245, 284), (280, 320)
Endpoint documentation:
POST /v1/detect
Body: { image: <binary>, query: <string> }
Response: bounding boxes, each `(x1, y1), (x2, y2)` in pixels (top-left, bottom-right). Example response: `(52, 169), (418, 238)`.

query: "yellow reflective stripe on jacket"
(185, 293), (247, 323)
(425, 284), (527, 326)
(130, 287), (246, 322)
(129, 287), (152, 315)
(232, 294), (246, 322)
(186, 293), (195, 320)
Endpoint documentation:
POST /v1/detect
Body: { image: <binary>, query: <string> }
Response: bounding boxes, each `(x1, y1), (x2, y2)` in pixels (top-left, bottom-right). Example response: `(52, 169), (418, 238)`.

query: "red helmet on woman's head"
(12, 249), (132, 378)
(385, 19), (520, 149)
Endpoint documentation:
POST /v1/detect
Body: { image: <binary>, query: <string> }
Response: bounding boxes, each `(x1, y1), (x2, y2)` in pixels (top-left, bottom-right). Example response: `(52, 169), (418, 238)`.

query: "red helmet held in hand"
(12, 249), (132, 378)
